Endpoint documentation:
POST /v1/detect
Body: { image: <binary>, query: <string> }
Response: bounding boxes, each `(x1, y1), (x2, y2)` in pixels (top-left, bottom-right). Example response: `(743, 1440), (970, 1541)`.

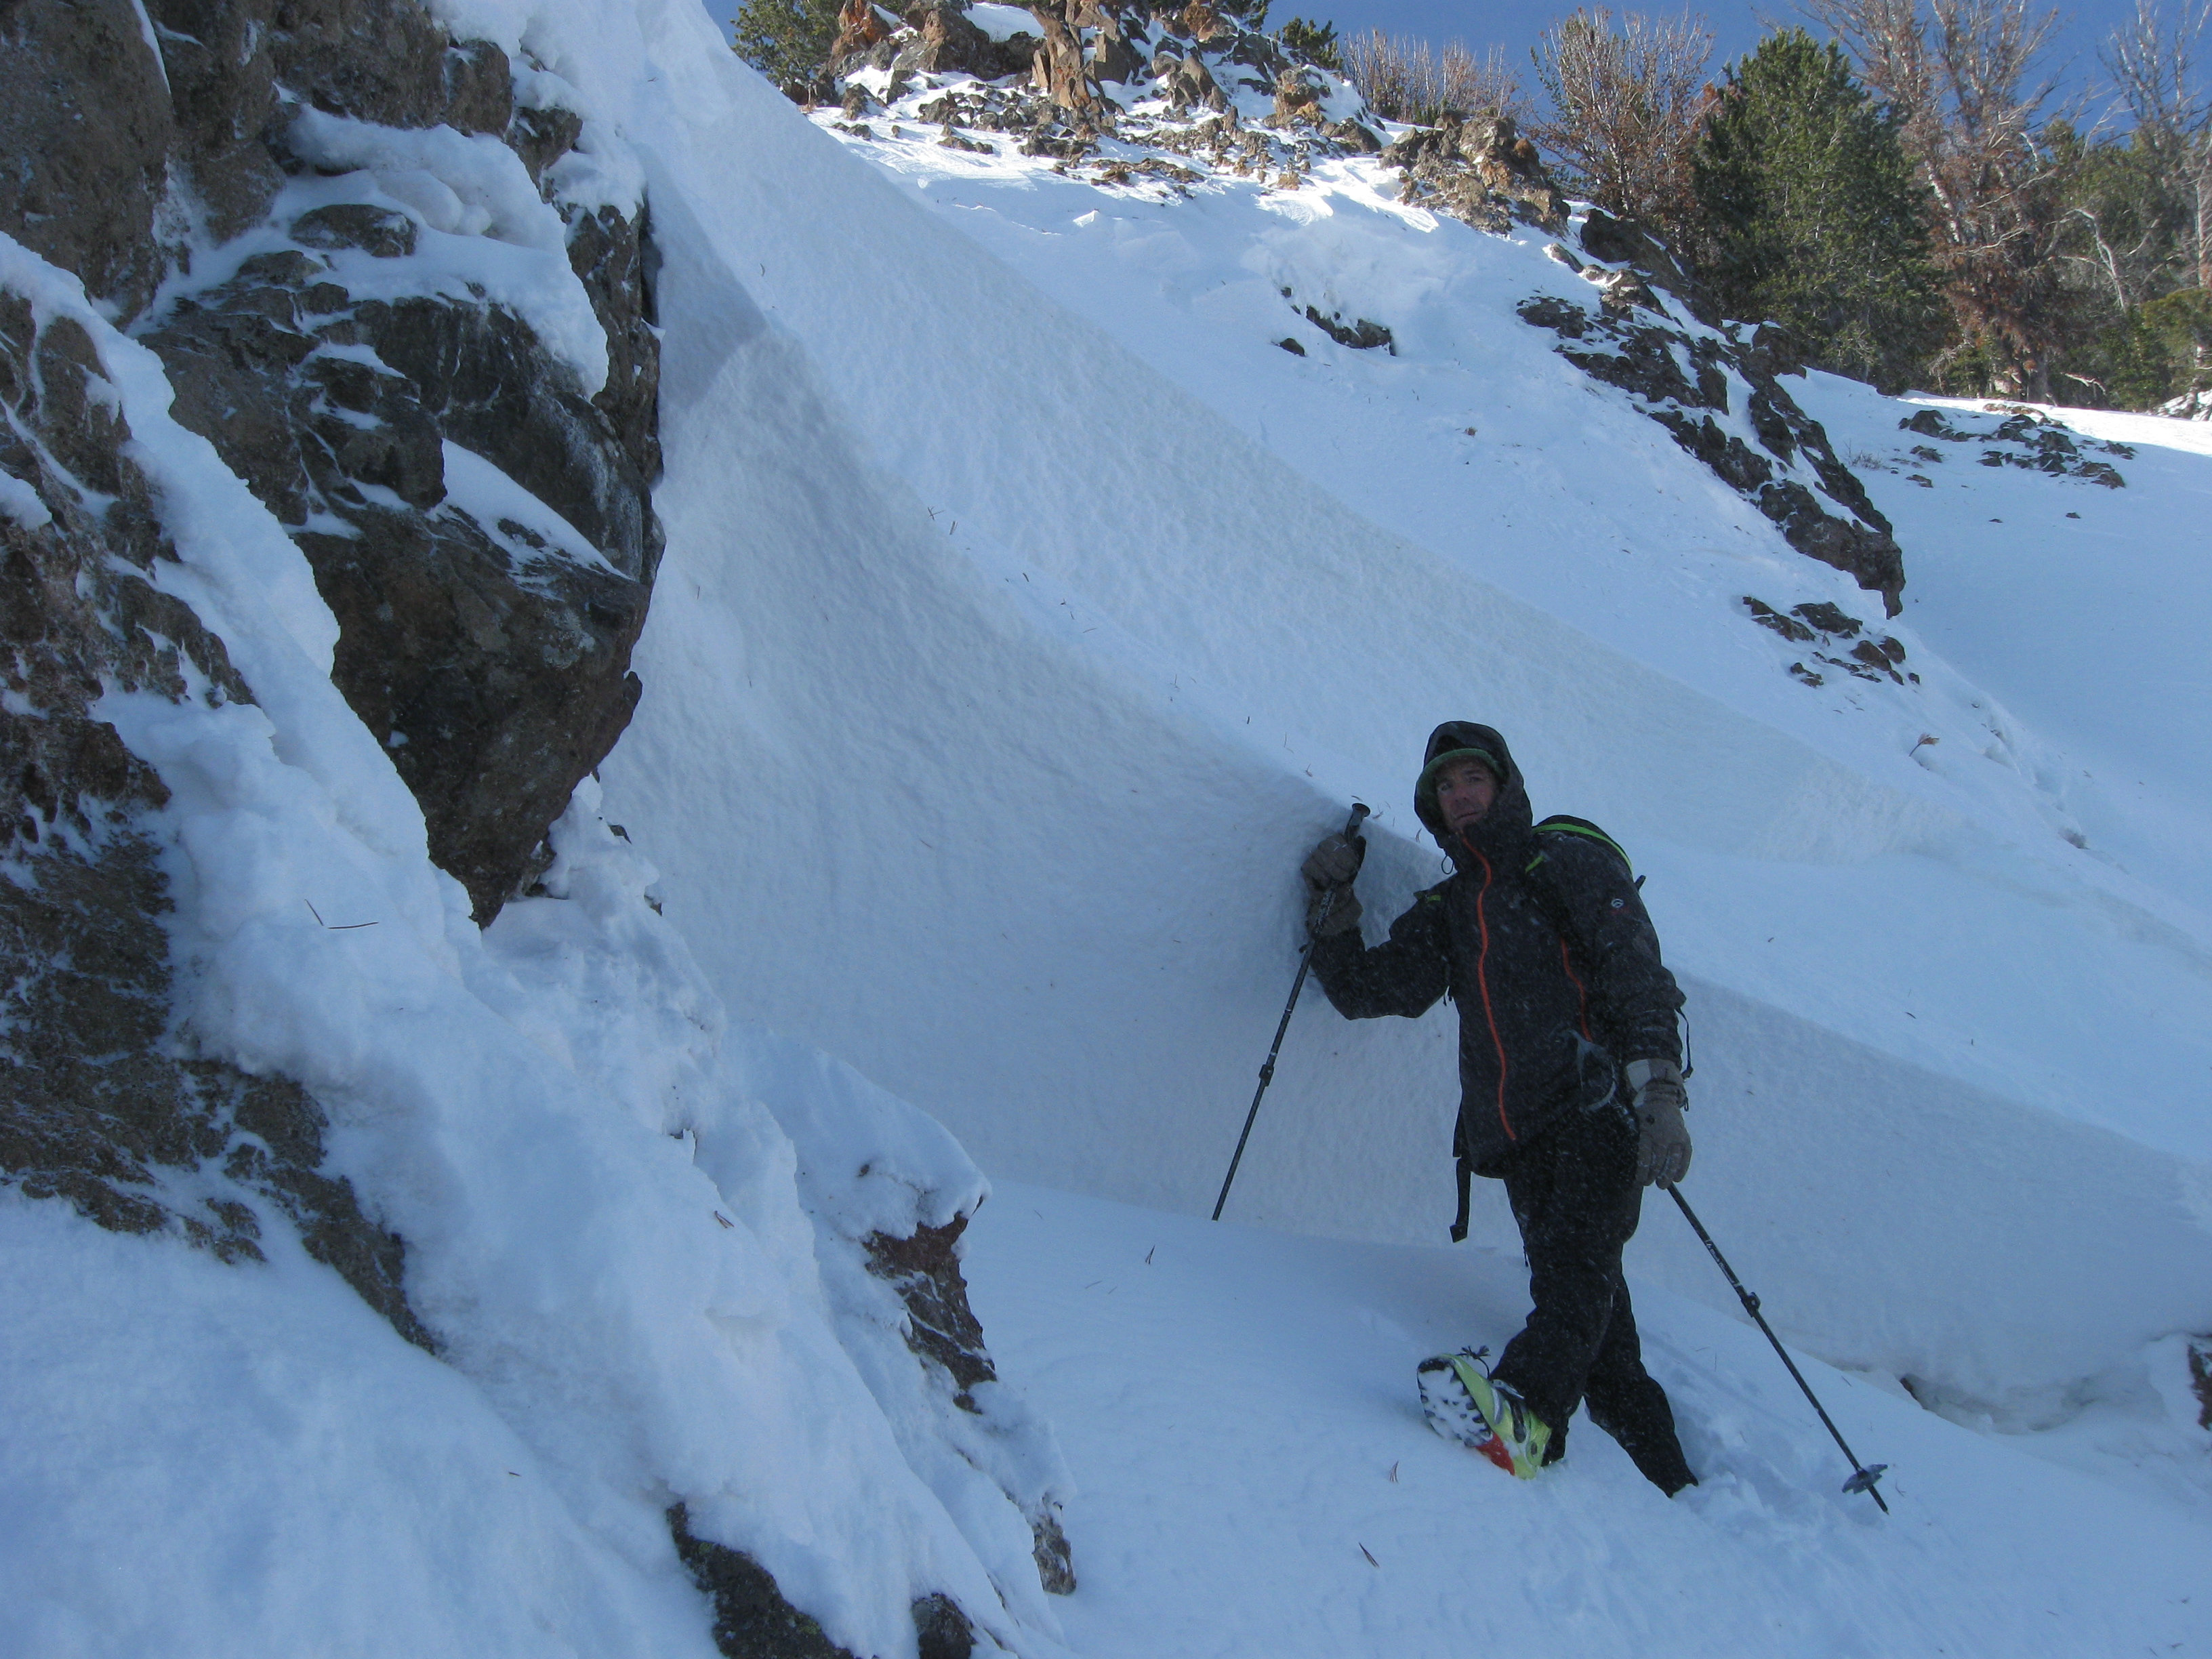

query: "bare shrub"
(2103, 0), (2212, 289)
(1530, 8), (1716, 234)
(1806, 0), (2074, 396)
(1345, 30), (1531, 124)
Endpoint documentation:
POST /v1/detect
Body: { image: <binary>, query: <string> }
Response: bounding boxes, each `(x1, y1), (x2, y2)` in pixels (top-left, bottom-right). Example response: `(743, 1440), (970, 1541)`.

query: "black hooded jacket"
(1309, 722), (1685, 1172)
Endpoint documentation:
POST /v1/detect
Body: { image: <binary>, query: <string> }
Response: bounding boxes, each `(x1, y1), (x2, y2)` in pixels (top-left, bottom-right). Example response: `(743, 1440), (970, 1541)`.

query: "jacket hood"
(1415, 720), (1534, 864)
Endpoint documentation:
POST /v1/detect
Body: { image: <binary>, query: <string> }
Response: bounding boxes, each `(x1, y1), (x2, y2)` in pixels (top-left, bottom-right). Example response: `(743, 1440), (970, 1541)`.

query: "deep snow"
(3, 0), (2209, 1653)
(602, 22), (2212, 1411)
(966, 1181), (2212, 1658)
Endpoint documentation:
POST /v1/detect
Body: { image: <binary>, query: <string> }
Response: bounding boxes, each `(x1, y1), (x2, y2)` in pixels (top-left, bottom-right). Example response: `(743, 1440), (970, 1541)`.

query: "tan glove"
(1300, 832), (1365, 938)
(1624, 1057), (1691, 1187)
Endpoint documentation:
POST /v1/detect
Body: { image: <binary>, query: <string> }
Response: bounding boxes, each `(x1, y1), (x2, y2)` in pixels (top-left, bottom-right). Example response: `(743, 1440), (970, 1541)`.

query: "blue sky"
(1273, 0), (2142, 112)
(705, 0), (2157, 119)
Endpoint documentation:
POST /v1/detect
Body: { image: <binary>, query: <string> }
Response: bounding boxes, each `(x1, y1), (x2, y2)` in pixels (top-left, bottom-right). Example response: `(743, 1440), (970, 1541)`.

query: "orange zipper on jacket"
(1464, 841), (1515, 1144)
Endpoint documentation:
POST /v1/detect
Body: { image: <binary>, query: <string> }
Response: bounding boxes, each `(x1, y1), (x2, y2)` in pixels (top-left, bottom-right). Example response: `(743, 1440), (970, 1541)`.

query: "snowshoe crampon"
(1418, 1349), (1551, 1479)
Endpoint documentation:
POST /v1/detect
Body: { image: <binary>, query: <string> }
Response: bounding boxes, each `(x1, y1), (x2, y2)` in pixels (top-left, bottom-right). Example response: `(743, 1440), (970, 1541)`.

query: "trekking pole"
(1667, 1186), (1889, 1512)
(1212, 802), (1369, 1222)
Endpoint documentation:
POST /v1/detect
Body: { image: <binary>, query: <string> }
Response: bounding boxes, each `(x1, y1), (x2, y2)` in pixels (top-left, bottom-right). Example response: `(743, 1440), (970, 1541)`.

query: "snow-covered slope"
(967, 1181), (2212, 1658)
(596, 23), (2212, 1418)
(2, 11), (1072, 1654)
(6, 0), (2211, 1652)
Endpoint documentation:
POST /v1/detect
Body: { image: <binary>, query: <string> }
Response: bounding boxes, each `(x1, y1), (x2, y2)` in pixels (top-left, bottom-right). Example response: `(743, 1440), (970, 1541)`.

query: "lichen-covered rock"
(1385, 115), (1568, 234)
(1025, 0), (1105, 115)
(1263, 69), (1325, 128)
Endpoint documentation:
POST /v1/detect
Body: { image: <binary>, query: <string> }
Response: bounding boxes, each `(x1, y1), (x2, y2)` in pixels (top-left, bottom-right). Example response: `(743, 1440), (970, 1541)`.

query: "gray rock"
(0, 289), (432, 1353)
(1517, 292), (1906, 611)
(291, 203), (421, 259)
(0, 0), (668, 923)
(506, 101), (587, 185)
(142, 248), (659, 922)
(0, 0), (183, 320)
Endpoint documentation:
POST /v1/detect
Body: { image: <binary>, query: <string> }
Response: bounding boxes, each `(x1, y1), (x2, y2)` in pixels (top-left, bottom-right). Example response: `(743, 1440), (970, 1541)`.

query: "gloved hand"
(1624, 1057), (1691, 1187)
(1300, 831), (1366, 938)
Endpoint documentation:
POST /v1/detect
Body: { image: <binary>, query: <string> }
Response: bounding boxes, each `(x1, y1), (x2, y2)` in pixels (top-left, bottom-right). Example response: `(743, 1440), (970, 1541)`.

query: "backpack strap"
(1522, 815), (1694, 1078)
(1449, 1153), (1473, 1243)
(1525, 814), (1633, 877)
(1521, 813), (1641, 937)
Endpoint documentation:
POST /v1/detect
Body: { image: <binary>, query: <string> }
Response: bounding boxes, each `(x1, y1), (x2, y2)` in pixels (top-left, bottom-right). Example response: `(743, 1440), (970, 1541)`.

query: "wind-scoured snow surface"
(602, 12), (2211, 1645)
(4, 0), (2210, 1652)
(608, 21), (2212, 1391)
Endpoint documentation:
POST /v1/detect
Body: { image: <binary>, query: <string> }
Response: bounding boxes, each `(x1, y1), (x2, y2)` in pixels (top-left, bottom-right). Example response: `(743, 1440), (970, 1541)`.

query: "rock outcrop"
(865, 1216), (1079, 1595)
(4, 0), (662, 922)
(0, 285), (431, 1351)
(1899, 404), (2131, 488)
(1742, 596), (1916, 688)
(1517, 287), (1907, 613)
(1382, 115), (1568, 233)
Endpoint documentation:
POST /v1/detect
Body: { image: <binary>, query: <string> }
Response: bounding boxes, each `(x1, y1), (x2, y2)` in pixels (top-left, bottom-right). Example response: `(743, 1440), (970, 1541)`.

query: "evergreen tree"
(1279, 16), (1340, 70)
(1693, 28), (1942, 391)
(731, 0), (843, 95)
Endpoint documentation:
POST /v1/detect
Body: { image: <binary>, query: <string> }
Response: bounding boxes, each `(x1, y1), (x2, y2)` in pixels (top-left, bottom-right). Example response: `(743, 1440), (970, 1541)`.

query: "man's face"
(1435, 757), (1500, 835)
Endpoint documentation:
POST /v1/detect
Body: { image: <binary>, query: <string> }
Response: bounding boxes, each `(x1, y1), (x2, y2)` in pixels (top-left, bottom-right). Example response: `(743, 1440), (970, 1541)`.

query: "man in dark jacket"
(1300, 721), (1696, 1495)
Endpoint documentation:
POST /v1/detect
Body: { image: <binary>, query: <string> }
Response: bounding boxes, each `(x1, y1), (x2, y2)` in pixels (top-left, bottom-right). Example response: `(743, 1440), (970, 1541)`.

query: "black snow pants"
(1487, 1100), (1697, 1496)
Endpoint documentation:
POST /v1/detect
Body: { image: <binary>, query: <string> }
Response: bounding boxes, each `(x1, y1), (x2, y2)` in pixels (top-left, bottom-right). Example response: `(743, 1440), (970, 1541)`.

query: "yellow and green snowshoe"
(1418, 1348), (1552, 1479)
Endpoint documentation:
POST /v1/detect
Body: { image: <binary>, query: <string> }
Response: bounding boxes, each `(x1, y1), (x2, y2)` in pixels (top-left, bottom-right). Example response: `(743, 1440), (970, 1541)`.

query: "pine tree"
(1279, 16), (1341, 70)
(1693, 28), (1943, 390)
(731, 0), (843, 96)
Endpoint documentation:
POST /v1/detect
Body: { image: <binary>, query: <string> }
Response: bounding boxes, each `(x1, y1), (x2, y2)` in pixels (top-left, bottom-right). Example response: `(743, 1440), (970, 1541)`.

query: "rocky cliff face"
(6, 0), (661, 922)
(3, 0), (659, 1326)
(0, 292), (428, 1345)
(3, 6), (1071, 1649)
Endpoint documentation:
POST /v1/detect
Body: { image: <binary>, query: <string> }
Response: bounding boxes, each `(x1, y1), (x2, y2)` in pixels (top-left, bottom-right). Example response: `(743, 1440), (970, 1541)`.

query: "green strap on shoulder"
(1527, 815), (1633, 876)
